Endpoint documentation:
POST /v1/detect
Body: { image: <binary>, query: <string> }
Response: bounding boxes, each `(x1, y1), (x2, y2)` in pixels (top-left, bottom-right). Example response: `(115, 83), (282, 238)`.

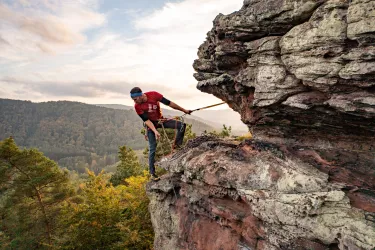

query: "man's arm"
(168, 101), (192, 114)
(159, 96), (191, 114)
(144, 120), (161, 140)
(137, 112), (161, 140)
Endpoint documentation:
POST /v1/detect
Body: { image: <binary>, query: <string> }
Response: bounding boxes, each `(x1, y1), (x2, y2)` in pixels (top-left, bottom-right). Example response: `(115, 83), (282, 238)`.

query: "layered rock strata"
(148, 137), (375, 249)
(147, 0), (375, 249)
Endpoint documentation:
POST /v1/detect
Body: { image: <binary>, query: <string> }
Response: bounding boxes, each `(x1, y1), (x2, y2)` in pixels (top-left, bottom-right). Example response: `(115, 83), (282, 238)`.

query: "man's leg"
(147, 129), (157, 175)
(162, 119), (186, 147)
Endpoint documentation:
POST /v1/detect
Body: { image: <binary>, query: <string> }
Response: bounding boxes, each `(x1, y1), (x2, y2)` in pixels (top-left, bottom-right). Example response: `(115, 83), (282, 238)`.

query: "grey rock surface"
(147, 0), (375, 249)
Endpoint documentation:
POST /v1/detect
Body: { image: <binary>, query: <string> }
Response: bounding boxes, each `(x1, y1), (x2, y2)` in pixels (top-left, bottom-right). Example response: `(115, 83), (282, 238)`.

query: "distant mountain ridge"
(0, 99), (215, 172)
(95, 104), (223, 128)
(96, 103), (248, 133)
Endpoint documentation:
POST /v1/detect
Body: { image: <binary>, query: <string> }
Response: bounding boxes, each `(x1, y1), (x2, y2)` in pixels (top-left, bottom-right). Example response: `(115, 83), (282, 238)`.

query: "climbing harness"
(156, 101), (227, 160)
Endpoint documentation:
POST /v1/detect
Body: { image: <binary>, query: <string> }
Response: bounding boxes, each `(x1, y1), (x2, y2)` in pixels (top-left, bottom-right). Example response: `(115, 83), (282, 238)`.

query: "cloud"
(1, 77), (128, 97)
(0, 1), (105, 61)
(0, 35), (11, 46)
(0, 76), (193, 101)
(135, 0), (241, 32)
(51, 0), (242, 90)
(0, 0), (243, 107)
(0, 4), (78, 44)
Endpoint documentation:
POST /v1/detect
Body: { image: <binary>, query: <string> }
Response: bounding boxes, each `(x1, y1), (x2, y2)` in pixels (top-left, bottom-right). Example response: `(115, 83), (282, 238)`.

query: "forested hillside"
(0, 99), (214, 172)
(96, 103), (249, 133)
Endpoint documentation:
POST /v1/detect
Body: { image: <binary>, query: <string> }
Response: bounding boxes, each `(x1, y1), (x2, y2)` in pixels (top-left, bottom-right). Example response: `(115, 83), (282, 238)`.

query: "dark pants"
(148, 120), (186, 175)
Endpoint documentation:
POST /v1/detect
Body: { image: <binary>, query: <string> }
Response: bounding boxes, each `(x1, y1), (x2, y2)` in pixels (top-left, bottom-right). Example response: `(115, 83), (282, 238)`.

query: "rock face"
(147, 0), (375, 249)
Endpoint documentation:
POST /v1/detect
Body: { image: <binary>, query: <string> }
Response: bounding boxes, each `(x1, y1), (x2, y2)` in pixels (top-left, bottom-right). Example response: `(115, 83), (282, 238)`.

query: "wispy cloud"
(0, 0), (105, 61)
(0, 76), (195, 100)
(0, 4), (78, 44)
(0, 0), (243, 107)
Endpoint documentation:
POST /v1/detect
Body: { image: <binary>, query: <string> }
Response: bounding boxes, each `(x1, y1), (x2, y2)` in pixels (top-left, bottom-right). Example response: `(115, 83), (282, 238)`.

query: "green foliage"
(0, 99), (214, 173)
(110, 146), (144, 186)
(220, 124), (232, 137)
(59, 171), (123, 249)
(0, 99), (145, 173)
(0, 231), (11, 249)
(0, 138), (155, 249)
(116, 172), (154, 250)
(0, 99), (226, 249)
(0, 137), (74, 249)
(184, 124), (197, 143)
(203, 124), (232, 138)
(59, 171), (153, 250)
(234, 132), (253, 141)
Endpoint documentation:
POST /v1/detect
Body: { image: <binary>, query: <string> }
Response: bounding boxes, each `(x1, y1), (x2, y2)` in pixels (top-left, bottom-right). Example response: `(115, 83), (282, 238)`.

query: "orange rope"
(158, 116), (184, 157)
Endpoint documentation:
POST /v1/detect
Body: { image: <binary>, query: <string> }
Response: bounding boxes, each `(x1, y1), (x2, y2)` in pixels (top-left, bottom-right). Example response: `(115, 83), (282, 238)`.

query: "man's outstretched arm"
(168, 101), (191, 114)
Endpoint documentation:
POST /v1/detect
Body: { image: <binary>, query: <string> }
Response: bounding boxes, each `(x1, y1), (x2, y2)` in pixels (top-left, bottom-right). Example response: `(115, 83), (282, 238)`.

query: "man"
(130, 87), (192, 181)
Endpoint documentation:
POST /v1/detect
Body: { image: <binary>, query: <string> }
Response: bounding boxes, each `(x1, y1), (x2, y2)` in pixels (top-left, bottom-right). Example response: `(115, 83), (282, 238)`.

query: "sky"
(0, 0), (243, 109)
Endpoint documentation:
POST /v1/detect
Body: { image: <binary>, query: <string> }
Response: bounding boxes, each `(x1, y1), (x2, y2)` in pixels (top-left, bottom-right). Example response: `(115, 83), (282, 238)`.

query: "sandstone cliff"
(147, 0), (375, 249)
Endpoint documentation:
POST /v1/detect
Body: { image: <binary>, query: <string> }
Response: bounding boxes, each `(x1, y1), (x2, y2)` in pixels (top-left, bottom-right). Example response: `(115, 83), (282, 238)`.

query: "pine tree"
(116, 172), (154, 250)
(219, 124), (232, 137)
(0, 137), (73, 249)
(59, 170), (123, 249)
(183, 124), (196, 143)
(59, 170), (154, 250)
(110, 146), (143, 186)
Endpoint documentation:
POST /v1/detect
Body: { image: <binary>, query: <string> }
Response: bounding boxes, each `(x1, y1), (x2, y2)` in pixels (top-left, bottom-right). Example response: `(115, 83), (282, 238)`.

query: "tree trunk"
(35, 187), (52, 249)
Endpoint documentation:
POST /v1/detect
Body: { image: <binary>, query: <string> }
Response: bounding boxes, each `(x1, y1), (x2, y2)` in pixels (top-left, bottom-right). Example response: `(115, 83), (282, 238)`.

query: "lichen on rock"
(147, 0), (375, 249)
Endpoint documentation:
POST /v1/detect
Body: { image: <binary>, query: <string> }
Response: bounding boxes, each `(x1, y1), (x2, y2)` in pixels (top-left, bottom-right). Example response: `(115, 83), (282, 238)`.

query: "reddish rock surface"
(147, 0), (375, 249)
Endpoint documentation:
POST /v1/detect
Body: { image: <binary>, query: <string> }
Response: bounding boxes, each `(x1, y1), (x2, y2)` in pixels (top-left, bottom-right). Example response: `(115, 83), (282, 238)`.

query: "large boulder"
(148, 0), (375, 249)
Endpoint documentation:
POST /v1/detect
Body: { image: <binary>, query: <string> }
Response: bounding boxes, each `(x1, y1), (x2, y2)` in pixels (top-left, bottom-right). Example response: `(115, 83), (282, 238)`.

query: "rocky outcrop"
(147, 0), (375, 249)
(148, 137), (375, 249)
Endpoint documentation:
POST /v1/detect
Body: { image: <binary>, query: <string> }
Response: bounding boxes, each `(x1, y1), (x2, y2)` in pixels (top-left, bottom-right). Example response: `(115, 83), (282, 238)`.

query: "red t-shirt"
(134, 91), (163, 121)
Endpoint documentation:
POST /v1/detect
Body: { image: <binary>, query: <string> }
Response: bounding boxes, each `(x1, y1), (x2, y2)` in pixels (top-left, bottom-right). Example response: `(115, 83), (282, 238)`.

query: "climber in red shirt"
(130, 87), (192, 181)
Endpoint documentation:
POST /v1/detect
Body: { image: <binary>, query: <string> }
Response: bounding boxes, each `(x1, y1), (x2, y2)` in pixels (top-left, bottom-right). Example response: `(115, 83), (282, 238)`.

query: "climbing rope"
(157, 102), (226, 155)
(158, 115), (185, 157)
(148, 101), (227, 159)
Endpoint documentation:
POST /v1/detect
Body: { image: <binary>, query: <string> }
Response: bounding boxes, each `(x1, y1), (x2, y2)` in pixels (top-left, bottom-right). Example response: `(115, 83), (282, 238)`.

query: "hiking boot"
(151, 174), (160, 181)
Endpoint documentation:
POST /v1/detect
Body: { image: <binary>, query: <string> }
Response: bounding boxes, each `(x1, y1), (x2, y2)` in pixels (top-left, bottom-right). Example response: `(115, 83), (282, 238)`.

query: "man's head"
(130, 87), (146, 104)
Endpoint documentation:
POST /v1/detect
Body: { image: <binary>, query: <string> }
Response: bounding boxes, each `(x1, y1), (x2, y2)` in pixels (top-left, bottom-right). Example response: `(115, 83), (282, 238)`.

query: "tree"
(110, 146), (143, 186)
(116, 173), (154, 249)
(59, 170), (123, 249)
(0, 99), (213, 172)
(219, 124), (232, 137)
(203, 124), (232, 138)
(59, 170), (154, 250)
(183, 124), (196, 143)
(0, 137), (73, 249)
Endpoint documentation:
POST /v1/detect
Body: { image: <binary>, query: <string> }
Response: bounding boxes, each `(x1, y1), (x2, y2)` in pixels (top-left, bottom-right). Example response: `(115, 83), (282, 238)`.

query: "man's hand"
(154, 130), (161, 140)
(184, 109), (193, 115)
(169, 101), (193, 115)
(144, 134), (148, 141)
